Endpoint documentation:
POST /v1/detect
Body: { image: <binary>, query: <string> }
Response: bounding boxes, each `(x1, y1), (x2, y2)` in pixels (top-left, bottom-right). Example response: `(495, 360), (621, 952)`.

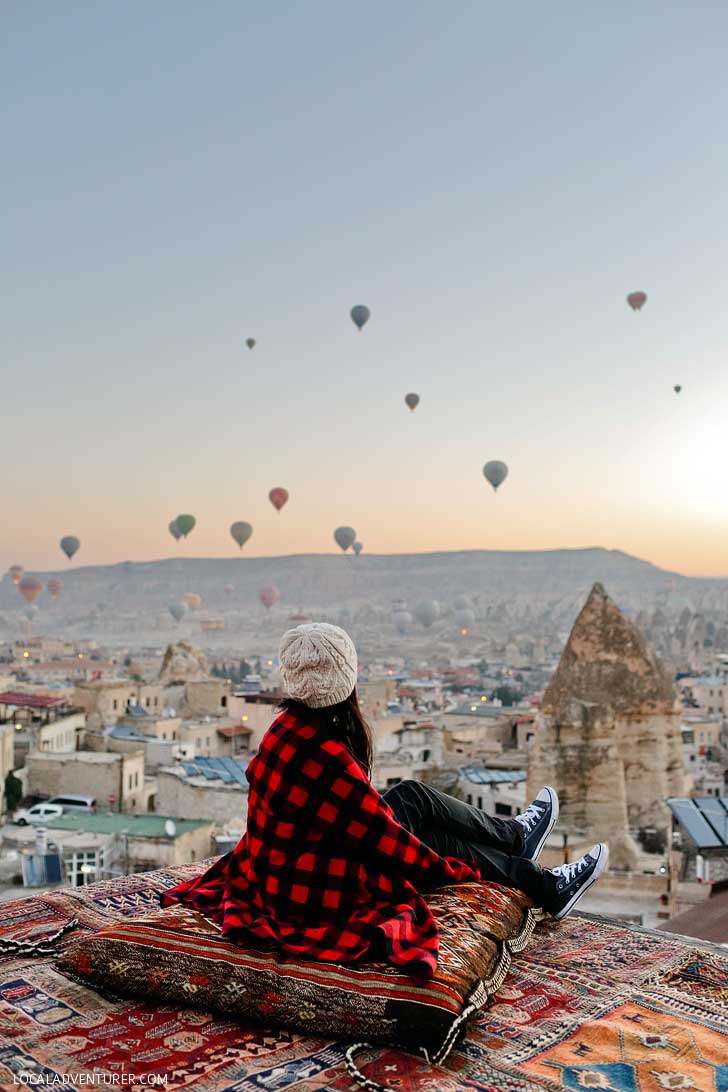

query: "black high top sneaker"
(513, 786), (559, 861)
(546, 844), (609, 919)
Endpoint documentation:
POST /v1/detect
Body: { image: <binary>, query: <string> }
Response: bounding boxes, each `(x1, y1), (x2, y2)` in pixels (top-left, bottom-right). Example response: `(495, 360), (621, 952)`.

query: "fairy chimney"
(528, 583), (685, 867)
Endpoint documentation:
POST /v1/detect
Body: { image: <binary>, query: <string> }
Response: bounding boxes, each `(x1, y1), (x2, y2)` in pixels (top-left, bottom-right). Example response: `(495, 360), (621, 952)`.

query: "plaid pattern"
(161, 709), (480, 982)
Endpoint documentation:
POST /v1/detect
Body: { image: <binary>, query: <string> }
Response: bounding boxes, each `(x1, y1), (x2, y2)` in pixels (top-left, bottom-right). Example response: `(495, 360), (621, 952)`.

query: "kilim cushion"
(57, 882), (542, 1066)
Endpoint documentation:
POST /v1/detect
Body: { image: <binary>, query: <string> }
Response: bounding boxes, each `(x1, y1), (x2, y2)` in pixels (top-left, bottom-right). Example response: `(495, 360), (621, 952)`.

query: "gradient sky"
(4, 2), (728, 577)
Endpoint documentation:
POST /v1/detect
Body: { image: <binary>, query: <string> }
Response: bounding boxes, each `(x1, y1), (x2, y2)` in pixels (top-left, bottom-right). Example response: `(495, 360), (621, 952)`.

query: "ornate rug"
(0, 864), (726, 1091)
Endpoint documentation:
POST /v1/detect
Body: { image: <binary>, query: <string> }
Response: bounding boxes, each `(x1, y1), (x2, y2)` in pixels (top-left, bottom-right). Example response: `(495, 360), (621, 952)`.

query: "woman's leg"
(383, 779), (524, 856)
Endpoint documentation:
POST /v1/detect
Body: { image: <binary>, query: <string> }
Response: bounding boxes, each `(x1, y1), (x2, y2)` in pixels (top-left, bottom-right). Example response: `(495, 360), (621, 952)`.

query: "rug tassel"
(0, 918), (79, 956)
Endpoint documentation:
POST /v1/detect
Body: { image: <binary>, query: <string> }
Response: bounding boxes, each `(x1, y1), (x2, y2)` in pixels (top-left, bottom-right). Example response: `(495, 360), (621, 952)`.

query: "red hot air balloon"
(8, 565), (24, 585)
(47, 577), (63, 600)
(627, 291), (647, 311)
(269, 488), (289, 512)
(19, 576), (43, 604)
(259, 584), (280, 610)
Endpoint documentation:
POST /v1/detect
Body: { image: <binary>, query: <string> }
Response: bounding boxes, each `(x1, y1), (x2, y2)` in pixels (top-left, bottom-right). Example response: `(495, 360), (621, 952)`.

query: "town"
(2, 572), (726, 946)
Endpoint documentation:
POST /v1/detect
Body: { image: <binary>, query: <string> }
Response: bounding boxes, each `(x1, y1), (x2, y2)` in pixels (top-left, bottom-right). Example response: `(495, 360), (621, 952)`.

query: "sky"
(4, 1), (728, 577)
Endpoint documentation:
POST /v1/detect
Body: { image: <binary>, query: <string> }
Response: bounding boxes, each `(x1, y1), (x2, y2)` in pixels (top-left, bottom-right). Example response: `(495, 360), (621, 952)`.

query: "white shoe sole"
(525, 786), (559, 862)
(552, 844), (610, 920)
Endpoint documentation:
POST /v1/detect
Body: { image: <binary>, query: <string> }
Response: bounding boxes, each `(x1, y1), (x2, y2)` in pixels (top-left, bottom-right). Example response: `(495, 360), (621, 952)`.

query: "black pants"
(382, 779), (552, 906)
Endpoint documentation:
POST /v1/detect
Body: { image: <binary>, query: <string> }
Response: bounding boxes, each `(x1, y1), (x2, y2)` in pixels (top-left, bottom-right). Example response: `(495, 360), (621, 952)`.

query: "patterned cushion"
(57, 882), (541, 1065)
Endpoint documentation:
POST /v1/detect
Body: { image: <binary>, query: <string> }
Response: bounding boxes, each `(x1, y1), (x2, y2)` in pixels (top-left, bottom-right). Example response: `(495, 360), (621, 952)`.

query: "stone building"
(156, 761), (248, 828)
(26, 750), (147, 813)
(528, 583), (685, 868)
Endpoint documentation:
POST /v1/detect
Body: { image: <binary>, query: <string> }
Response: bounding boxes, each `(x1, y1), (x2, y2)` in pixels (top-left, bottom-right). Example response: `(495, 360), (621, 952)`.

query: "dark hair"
(280, 688), (373, 777)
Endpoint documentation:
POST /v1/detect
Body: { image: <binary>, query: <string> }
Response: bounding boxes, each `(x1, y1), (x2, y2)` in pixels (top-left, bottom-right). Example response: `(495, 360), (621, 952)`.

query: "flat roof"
(0, 691), (65, 709)
(44, 813), (210, 837)
(29, 751), (127, 764)
(460, 765), (527, 784)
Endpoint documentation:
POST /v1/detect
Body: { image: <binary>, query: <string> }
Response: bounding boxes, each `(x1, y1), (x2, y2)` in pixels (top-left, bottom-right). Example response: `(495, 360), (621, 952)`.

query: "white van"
(46, 794), (96, 815)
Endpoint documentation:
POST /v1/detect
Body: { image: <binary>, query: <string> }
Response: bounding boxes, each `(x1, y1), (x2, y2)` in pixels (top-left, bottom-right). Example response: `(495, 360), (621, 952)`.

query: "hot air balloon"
(169, 519), (183, 541)
(627, 291), (647, 311)
(350, 305), (370, 331)
(223, 583), (235, 595)
(674, 385), (682, 394)
(8, 565), (24, 585)
(455, 607), (475, 632)
(175, 515), (196, 538)
(230, 521), (253, 549)
(352, 542), (363, 556)
(269, 488), (289, 512)
(47, 577), (63, 600)
(404, 393), (420, 412)
(453, 594), (471, 611)
(392, 609), (413, 635)
(483, 461), (508, 491)
(259, 584), (280, 610)
(415, 599), (440, 629)
(182, 592), (201, 611)
(60, 536), (80, 560)
(246, 338), (256, 350)
(334, 526), (357, 552)
(169, 602), (187, 623)
(19, 577), (43, 604)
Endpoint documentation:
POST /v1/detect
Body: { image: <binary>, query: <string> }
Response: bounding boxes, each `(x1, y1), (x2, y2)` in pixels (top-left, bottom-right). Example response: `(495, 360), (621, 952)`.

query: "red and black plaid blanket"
(162, 708), (479, 981)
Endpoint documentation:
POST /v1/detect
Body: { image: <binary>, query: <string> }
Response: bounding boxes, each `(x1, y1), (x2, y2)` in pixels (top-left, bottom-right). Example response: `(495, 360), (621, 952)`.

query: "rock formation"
(158, 641), (209, 684)
(528, 583), (685, 868)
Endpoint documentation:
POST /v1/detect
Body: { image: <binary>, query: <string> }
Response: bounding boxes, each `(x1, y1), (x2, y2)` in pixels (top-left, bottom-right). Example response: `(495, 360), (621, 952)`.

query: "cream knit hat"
(279, 622), (358, 708)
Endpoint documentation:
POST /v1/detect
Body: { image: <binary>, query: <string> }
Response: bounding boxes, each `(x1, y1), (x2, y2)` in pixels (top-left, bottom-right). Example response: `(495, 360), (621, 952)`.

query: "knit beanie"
(279, 622), (358, 708)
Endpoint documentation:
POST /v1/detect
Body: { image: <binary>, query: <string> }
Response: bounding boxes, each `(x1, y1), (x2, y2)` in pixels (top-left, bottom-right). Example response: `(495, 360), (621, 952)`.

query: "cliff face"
(542, 583), (675, 717)
(158, 641), (209, 684)
(530, 583), (685, 862)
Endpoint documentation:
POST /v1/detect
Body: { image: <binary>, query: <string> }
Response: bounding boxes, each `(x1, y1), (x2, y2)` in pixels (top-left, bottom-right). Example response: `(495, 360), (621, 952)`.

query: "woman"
(161, 623), (608, 982)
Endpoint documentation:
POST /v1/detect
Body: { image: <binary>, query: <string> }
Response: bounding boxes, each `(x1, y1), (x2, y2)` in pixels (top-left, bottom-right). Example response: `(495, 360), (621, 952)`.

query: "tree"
(491, 685), (525, 707)
(4, 770), (22, 815)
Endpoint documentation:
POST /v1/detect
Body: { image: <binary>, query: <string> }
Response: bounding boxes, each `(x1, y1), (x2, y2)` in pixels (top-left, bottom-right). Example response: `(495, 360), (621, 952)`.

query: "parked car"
(13, 803), (64, 826)
(46, 794), (96, 814)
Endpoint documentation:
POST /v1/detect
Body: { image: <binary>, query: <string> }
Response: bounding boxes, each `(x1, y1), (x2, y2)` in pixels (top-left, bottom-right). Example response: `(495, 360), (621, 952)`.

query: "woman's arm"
(300, 738), (480, 889)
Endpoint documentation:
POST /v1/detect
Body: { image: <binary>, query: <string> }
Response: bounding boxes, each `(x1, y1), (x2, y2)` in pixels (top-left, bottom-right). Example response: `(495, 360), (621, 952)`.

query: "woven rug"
(0, 864), (726, 1091)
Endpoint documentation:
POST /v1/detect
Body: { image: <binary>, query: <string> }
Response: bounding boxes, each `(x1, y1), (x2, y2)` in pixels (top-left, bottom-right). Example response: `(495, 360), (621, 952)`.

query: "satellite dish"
(164, 819), (177, 838)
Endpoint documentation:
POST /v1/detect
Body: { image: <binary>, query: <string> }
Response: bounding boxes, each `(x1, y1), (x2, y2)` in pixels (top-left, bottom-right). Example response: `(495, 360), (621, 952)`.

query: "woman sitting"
(161, 623), (607, 982)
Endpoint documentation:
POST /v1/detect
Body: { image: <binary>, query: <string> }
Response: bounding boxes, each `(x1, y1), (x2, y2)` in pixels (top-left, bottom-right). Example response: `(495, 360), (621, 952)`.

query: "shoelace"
(552, 856), (590, 885)
(514, 801), (545, 834)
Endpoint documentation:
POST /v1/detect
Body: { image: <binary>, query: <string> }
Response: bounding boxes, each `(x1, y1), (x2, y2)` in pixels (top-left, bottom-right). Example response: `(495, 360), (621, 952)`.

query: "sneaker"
(547, 843), (609, 920)
(513, 786), (559, 862)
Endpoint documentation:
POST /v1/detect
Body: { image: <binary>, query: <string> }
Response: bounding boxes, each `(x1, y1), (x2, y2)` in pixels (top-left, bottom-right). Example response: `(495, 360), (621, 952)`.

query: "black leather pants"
(382, 779), (551, 906)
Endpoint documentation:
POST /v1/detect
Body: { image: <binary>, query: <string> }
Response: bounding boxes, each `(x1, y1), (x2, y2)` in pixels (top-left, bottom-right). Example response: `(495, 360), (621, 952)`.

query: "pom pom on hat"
(279, 622), (358, 708)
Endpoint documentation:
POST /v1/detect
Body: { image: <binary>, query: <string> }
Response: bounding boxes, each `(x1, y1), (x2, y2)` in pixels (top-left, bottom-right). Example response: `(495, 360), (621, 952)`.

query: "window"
(467, 793), (473, 805)
(112, 700), (118, 711)
(477, 796), (483, 810)
(128, 774), (133, 790)
(145, 698), (150, 708)
(206, 736), (210, 747)
(495, 803), (512, 816)
(67, 850), (99, 887)
(221, 696), (227, 708)
(134, 771), (139, 788)
(154, 697), (158, 707)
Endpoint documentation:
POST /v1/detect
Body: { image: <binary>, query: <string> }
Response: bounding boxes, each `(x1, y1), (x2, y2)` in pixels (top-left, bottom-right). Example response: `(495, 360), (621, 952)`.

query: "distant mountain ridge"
(3, 547), (727, 620)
